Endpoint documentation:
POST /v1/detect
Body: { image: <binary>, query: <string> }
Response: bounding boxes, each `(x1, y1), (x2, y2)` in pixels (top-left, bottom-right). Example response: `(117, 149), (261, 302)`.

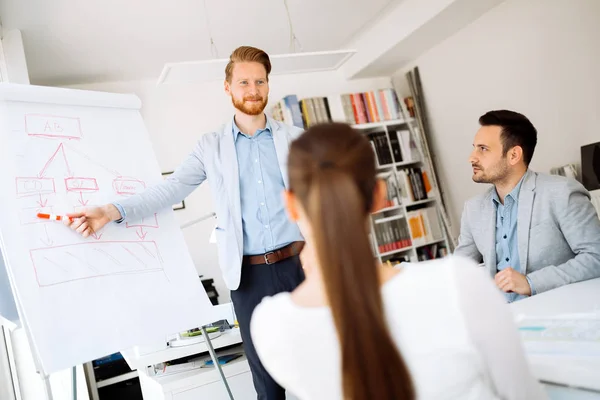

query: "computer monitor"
(581, 141), (600, 191)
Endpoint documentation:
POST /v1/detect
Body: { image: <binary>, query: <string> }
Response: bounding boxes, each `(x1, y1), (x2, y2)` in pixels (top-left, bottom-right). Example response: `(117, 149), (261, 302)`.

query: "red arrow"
(78, 191), (89, 206)
(37, 193), (48, 208)
(38, 143), (73, 178)
(136, 227), (147, 241)
(91, 232), (103, 240)
(40, 225), (54, 247)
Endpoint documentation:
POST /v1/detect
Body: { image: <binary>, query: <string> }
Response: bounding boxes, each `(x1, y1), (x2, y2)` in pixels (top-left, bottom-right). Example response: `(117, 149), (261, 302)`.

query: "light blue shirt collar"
(492, 172), (527, 207)
(232, 116), (271, 140)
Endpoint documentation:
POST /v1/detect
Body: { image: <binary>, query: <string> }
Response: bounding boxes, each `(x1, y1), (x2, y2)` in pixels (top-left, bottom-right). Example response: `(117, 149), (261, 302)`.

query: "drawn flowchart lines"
(30, 241), (163, 287)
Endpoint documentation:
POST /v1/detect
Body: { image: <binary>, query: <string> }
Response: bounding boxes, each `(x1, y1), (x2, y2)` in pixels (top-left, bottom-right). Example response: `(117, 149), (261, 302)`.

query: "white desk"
(511, 278), (600, 317)
(121, 328), (257, 400)
(510, 278), (600, 399)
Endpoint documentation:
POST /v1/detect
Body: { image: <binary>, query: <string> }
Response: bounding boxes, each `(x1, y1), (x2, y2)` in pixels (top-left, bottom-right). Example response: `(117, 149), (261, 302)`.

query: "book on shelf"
(395, 129), (421, 162)
(271, 94), (305, 129)
(416, 244), (448, 261)
(397, 167), (432, 203)
(269, 88), (406, 128)
(340, 89), (403, 125)
(368, 131), (393, 166)
(373, 217), (412, 254)
(386, 254), (411, 266)
(403, 96), (416, 119)
(406, 207), (444, 246)
(377, 171), (401, 208)
(368, 129), (423, 168)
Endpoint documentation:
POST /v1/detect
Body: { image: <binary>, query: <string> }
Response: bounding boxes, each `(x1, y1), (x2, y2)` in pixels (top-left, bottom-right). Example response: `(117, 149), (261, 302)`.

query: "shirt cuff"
(526, 276), (536, 296)
(112, 203), (126, 224)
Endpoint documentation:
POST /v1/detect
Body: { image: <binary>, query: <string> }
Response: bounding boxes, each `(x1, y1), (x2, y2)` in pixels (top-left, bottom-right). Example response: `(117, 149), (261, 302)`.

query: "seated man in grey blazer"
(454, 110), (600, 302)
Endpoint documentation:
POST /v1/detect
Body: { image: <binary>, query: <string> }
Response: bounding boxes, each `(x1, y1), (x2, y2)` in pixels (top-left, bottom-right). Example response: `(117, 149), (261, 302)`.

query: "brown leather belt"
(243, 241), (305, 265)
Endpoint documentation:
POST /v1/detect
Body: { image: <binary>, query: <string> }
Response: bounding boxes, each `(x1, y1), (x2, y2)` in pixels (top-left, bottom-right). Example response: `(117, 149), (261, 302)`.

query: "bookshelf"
(352, 118), (451, 265)
(270, 89), (451, 265)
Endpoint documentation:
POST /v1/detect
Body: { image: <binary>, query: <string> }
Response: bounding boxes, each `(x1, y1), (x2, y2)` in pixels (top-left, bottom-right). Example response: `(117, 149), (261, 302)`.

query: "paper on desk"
(151, 358), (205, 377)
(518, 314), (600, 357)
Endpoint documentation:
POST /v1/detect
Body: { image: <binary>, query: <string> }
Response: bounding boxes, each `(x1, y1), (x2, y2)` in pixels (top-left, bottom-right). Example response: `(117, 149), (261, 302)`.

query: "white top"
(250, 256), (547, 400)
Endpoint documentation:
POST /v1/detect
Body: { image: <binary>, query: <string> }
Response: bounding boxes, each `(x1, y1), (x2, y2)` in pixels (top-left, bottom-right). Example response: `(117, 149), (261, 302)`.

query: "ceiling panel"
(0, 0), (398, 85)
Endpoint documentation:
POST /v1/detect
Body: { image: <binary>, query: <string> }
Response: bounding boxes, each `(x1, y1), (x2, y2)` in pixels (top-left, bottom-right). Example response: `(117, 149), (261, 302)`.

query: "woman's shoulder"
(252, 292), (292, 323)
(249, 293), (304, 389)
(250, 293), (295, 343)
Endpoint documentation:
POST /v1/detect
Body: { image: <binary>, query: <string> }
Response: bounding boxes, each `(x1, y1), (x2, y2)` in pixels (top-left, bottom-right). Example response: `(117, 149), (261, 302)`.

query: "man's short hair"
(225, 46), (271, 83)
(479, 110), (538, 166)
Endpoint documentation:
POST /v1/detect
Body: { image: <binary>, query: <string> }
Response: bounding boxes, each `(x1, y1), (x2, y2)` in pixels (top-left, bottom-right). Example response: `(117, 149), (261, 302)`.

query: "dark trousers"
(230, 255), (304, 400)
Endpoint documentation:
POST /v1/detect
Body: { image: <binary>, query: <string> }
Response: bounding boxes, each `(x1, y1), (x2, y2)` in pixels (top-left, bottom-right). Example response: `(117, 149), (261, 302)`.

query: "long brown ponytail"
(288, 123), (414, 400)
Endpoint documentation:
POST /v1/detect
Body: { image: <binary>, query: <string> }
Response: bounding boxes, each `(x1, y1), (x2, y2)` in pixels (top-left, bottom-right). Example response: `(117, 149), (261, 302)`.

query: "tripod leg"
(72, 366), (77, 400)
(202, 326), (234, 400)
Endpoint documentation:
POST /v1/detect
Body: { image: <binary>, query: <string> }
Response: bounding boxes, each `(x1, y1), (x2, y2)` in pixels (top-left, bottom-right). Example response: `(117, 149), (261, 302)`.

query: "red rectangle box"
(30, 241), (163, 287)
(15, 177), (56, 197)
(65, 177), (99, 192)
(113, 178), (146, 195)
(25, 114), (83, 140)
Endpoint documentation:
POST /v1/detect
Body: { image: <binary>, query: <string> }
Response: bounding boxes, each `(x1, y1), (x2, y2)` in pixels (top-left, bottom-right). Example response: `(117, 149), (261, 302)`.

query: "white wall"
(392, 0), (600, 239)
(66, 72), (393, 303)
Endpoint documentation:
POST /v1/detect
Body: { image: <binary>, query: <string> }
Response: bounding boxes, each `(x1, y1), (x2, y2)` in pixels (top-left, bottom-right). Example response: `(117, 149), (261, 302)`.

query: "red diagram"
(25, 114), (83, 140)
(18, 127), (160, 271)
(126, 214), (159, 241)
(16, 177), (56, 198)
(64, 177), (99, 192)
(30, 241), (164, 287)
(113, 178), (146, 195)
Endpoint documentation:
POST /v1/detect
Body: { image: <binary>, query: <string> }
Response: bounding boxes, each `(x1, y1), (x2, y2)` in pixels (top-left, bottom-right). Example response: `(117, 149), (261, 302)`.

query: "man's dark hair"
(479, 110), (537, 166)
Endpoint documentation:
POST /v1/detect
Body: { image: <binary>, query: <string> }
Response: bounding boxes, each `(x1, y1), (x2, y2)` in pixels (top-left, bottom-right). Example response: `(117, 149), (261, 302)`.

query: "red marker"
(36, 213), (74, 222)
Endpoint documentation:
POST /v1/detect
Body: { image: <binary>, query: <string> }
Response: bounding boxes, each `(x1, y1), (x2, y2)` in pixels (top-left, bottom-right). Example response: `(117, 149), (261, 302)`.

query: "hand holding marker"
(37, 213), (74, 222)
(39, 205), (126, 238)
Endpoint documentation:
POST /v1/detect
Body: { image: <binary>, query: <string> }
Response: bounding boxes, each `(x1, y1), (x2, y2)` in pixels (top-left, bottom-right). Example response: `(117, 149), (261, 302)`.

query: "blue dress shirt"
(232, 119), (303, 256)
(492, 174), (534, 302)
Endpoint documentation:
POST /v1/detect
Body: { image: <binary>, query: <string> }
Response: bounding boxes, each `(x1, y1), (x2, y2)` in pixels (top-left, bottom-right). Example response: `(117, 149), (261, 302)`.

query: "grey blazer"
(454, 170), (600, 294)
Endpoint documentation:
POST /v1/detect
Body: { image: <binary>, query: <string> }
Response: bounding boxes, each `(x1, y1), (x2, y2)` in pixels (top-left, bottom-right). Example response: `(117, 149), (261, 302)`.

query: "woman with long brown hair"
(250, 123), (545, 400)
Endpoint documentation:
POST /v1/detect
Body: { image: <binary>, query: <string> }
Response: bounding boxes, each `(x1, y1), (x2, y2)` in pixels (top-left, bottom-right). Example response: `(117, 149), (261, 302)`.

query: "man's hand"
(63, 204), (121, 238)
(494, 267), (531, 295)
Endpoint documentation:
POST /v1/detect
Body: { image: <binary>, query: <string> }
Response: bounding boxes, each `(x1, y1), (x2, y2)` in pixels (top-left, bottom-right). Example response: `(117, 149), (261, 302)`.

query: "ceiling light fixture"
(156, 0), (356, 85)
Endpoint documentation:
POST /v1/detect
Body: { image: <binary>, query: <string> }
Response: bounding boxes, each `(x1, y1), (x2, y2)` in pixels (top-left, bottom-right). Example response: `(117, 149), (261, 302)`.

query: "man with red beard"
(65, 46), (305, 399)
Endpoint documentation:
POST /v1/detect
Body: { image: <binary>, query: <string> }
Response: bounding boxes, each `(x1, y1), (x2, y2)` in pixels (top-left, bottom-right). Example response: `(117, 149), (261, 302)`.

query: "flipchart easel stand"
(181, 211), (234, 400)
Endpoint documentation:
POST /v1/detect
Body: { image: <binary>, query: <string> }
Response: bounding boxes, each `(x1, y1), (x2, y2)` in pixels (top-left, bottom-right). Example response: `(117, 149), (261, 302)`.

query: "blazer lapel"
(269, 117), (291, 189)
(220, 120), (243, 244)
(481, 191), (497, 277)
(517, 170), (536, 274)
